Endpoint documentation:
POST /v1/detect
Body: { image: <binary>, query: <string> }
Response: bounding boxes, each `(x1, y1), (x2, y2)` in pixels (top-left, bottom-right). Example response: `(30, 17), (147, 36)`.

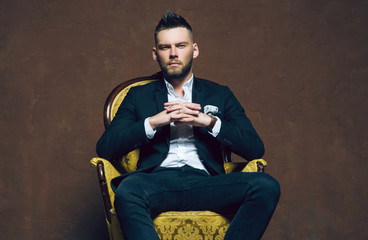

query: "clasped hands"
(149, 101), (213, 130)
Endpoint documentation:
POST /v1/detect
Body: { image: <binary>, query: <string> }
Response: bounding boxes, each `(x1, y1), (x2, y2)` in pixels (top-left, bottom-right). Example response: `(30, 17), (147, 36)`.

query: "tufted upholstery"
(91, 74), (267, 240)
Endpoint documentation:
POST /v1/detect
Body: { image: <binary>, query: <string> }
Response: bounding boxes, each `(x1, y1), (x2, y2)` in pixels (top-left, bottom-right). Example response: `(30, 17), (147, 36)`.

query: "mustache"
(168, 60), (182, 65)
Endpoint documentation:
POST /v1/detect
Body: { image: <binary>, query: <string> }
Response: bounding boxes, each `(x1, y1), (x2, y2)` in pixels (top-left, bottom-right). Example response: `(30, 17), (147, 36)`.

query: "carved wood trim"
(97, 160), (113, 223)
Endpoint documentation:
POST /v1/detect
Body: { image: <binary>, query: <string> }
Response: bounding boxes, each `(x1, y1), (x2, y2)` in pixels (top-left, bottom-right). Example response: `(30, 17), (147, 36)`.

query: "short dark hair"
(154, 11), (193, 44)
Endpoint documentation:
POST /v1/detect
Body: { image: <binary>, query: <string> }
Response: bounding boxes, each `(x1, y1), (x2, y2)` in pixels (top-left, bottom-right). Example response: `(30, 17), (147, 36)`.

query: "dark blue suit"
(96, 77), (280, 240)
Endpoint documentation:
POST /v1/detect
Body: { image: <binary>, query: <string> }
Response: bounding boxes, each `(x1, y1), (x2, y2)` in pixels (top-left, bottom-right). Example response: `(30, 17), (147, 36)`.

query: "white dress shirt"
(144, 74), (221, 172)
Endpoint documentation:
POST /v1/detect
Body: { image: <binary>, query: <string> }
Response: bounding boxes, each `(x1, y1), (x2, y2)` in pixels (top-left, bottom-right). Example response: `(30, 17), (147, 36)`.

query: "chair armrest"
(90, 157), (122, 179)
(224, 159), (267, 174)
(241, 159), (267, 172)
(90, 157), (121, 223)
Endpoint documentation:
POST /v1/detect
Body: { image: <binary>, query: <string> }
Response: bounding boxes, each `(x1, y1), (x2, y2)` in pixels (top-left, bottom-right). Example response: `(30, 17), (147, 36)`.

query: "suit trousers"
(114, 165), (280, 240)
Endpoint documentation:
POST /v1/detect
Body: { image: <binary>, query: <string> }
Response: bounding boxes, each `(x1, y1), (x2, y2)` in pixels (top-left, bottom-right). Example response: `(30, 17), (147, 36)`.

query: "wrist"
(206, 115), (217, 131)
(149, 116), (158, 130)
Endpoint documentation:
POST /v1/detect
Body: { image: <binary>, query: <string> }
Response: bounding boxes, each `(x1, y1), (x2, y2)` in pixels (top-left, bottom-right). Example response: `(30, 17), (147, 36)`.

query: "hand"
(149, 101), (212, 129)
(165, 101), (212, 128)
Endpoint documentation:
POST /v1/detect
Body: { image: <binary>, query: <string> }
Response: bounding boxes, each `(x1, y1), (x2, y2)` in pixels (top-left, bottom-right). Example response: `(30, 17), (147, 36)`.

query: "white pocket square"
(204, 105), (219, 116)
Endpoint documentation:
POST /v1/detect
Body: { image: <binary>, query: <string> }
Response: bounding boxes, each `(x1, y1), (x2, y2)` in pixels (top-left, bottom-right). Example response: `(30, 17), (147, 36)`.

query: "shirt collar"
(164, 74), (194, 99)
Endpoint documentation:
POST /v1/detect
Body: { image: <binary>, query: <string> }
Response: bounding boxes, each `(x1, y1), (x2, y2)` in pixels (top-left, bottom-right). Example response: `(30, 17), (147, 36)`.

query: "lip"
(168, 61), (181, 66)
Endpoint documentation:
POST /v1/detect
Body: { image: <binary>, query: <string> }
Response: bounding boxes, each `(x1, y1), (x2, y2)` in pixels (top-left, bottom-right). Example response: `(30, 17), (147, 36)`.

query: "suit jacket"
(96, 77), (265, 189)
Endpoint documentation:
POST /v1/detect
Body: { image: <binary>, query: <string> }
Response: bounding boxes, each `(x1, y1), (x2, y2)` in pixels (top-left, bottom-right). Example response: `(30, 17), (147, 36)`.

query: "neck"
(165, 71), (193, 97)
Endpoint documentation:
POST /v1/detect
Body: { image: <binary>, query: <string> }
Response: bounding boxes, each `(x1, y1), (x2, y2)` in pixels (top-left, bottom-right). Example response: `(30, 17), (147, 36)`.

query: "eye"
(178, 44), (186, 48)
(159, 45), (170, 50)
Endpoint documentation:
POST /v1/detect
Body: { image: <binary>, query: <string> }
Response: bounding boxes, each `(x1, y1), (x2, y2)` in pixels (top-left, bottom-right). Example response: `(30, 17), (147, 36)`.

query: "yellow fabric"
(154, 211), (231, 240)
(120, 150), (140, 173)
(242, 159), (267, 172)
(91, 79), (268, 240)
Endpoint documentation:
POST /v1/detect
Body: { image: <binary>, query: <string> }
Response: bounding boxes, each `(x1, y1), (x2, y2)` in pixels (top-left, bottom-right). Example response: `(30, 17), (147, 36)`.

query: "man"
(97, 11), (280, 240)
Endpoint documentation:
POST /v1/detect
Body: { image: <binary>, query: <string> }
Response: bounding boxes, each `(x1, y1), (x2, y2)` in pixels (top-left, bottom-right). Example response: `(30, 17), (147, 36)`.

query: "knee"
(114, 179), (147, 210)
(252, 174), (280, 203)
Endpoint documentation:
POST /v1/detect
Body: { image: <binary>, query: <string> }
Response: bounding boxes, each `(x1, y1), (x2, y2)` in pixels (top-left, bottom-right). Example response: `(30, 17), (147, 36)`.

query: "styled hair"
(154, 11), (193, 44)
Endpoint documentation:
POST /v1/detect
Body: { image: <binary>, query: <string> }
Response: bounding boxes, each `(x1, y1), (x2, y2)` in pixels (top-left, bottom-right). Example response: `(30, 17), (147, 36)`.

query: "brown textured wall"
(1, 0), (367, 239)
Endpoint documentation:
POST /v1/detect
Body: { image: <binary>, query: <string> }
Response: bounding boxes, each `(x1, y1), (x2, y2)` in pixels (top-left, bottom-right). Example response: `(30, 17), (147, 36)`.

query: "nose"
(169, 46), (178, 58)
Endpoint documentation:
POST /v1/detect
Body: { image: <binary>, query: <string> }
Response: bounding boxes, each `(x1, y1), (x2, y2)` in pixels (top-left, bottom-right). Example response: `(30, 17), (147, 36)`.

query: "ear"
(193, 43), (199, 59)
(152, 47), (158, 61)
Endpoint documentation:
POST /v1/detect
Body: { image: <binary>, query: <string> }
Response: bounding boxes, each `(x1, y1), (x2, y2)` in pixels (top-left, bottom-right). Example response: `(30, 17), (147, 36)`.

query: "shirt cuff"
(144, 117), (156, 139)
(208, 116), (221, 137)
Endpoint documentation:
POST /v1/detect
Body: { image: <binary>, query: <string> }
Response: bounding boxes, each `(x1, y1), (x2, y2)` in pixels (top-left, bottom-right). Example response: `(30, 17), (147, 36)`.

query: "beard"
(157, 57), (193, 81)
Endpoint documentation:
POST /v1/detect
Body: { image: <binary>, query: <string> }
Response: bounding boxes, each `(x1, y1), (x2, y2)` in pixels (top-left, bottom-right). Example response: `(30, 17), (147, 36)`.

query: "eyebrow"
(157, 41), (190, 47)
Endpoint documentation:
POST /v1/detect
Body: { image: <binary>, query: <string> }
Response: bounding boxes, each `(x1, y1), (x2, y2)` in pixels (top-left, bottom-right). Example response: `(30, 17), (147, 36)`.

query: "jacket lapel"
(154, 80), (170, 147)
(192, 77), (204, 138)
(154, 80), (167, 113)
(192, 77), (203, 106)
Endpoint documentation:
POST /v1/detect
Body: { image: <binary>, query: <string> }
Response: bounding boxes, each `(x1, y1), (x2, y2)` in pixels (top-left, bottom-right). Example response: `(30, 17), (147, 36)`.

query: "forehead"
(156, 27), (193, 45)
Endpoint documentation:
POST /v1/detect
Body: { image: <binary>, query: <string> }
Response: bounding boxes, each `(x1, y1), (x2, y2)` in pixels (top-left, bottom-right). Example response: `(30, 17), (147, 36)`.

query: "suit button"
(224, 139), (232, 146)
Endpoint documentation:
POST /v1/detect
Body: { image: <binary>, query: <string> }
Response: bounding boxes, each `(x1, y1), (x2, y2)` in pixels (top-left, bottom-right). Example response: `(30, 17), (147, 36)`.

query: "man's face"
(153, 27), (199, 81)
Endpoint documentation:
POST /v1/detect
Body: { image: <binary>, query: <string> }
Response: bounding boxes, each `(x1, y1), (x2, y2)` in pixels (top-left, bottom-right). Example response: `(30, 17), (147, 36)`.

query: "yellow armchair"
(91, 72), (267, 240)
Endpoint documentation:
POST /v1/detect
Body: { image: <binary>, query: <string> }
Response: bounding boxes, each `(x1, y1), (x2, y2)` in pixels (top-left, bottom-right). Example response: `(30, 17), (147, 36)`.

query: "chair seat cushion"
(154, 211), (231, 240)
(109, 209), (231, 240)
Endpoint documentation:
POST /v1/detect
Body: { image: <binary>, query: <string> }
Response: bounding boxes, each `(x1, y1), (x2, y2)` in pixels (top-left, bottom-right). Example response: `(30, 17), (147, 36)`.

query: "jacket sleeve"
(215, 86), (265, 160)
(96, 88), (150, 161)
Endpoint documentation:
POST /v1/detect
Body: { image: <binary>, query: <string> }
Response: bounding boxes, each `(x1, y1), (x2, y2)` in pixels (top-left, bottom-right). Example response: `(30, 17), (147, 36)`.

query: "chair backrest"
(103, 72), (235, 173)
(103, 72), (163, 128)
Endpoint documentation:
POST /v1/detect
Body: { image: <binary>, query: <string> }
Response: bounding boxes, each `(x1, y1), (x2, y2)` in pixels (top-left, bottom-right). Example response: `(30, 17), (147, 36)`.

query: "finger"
(164, 101), (181, 107)
(166, 105), (201, 113)
(170, 112), (193, 121)
(165, 105), (181, 113)
(173, 118), (194, 125)
(181, 108), (200, 115)
(164, 101), (201, 110)
(172, 108), (199, 116)
(182, 102), (201, 110)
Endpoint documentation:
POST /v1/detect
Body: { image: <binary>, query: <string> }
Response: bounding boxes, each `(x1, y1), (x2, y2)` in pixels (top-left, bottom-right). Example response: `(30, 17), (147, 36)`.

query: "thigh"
(116, 168), (191, 216)
(182, 172), (276, 214)
(119, 167), (204, 193)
